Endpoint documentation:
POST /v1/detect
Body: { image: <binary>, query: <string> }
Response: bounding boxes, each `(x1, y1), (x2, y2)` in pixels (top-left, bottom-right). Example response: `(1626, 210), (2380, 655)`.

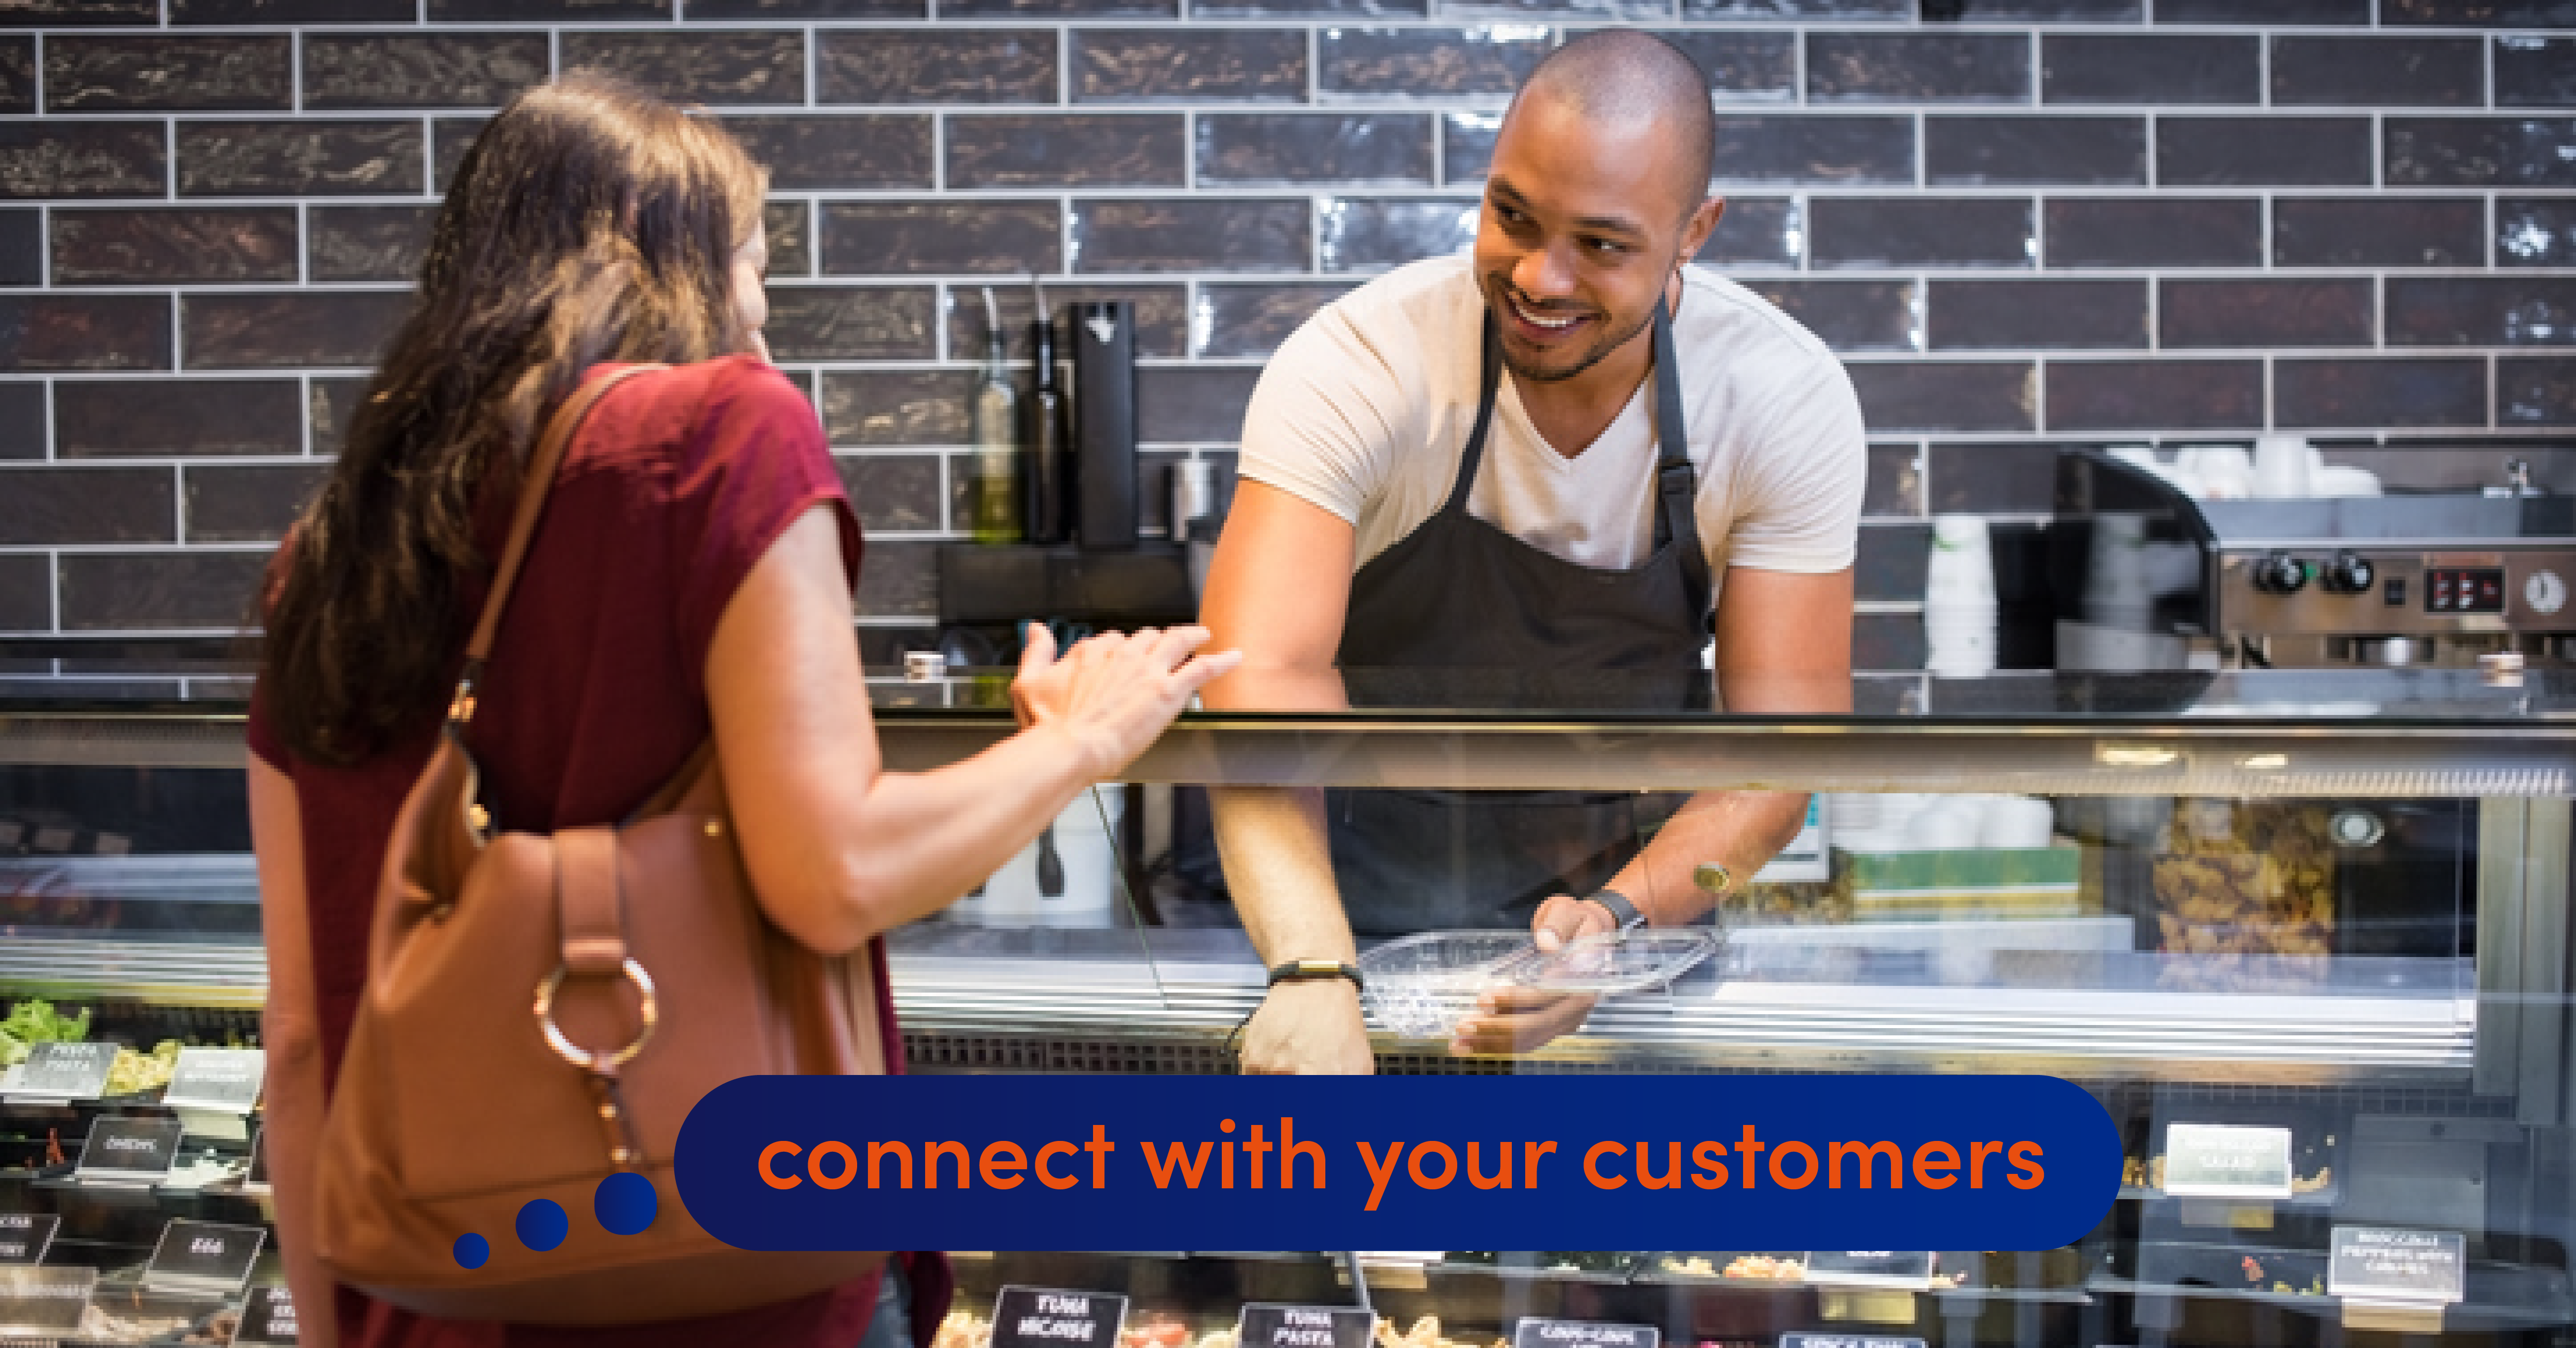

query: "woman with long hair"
(249, 74), (1234, 1348)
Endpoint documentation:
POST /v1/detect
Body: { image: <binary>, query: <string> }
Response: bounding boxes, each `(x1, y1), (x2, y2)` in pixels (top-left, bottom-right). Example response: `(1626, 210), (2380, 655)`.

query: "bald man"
(1198, 30), (1866, 1072)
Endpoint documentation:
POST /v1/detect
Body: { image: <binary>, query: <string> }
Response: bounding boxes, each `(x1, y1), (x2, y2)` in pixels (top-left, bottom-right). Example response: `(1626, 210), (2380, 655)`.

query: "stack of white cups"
(1924, 514), (1997, 678)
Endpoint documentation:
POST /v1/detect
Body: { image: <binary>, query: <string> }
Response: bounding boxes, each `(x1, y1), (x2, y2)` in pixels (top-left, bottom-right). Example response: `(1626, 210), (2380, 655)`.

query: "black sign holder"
(990, 1284), (1131, 1348)
(0, 1214), (56, 1267)
(142, 1218), (266, 1296)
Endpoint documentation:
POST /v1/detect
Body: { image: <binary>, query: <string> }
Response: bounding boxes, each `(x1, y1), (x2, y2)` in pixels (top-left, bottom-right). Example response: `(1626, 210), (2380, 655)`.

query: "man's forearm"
(1602, 788), (1812, 926)
(1209, 784), (1358, 963)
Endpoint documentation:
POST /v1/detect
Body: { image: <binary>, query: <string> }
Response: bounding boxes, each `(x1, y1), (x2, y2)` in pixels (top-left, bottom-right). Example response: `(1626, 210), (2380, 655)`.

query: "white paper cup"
(1905, 801), (1983, 850)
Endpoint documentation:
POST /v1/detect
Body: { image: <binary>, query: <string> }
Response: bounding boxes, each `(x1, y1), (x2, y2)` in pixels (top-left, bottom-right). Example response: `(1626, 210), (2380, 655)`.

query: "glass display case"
(0, 657), (2570, 1346)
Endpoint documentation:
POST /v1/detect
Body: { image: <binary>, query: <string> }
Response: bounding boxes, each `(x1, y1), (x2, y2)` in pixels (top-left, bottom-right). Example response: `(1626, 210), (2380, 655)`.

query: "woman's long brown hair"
(261, 73), (767, 766)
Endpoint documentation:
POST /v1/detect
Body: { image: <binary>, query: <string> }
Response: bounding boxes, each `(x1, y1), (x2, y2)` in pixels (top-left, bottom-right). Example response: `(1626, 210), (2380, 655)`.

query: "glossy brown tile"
(2044, 197), (2261, 268)
(1930, 441), (2057, 514)
(944, 284), (1190, 362)
(2388, 278), (2576, 347)
(1075, 29), (1305, 102)
(1197, 281), (1355, 359)
(0, 123), (166, 199)
(948, 114), (1186, 189)
(51, 208), (297, 284)
(1443, 0), (1669, 18)
(58, 552), (269, 631)
(1864, 441), (1924, 518)
(1926, 278), (2145, 350)
(1740, 279), (1917, 352)
(1926, 115), (2143, 186)
(1641, 29), (1796, 100)
(723, 115), (934, 190)
(2158, 0), (2363, 20)
(1696, 197), (1802, 269)
(308, 204), (433, 283)
(854, 538), (937, 619)
(2042, 35), (2257, 106)
(2388, 118), (2576, 188)
(1442, 112), (1500, 183)
(45, 36), (289, 111)
(2277, 357), (2484, 429)
(1319, 196), (1476, 271)
(57, 379), (303, 457)
(2046, 360), (2261, 431)
(0, 468), (174, 545)
(820, 370), (978, 445)
(1808, 32), (2030, 104)
(0, 555), (43, 633)
(1138, 365), (1262, 442)
(309, 375), (368, 453)
(1712, 114), (1915, 185)
(1852, 612), (1925, 672)
(1318, 27), (1550, 97)
(946, 0), (1170, 15)
(765, 200), (811, 278)
(1200, 113), (1434, 185)
(839, 453), (947, 533)
(2274, 36), (2480, 108)
(431, 116), (485, 194)
(302, 32), (549, 110)
(2275, 197), (2483, 268)
(0, 384), (40, 458)
(430, 0), (666, 19)
(1196, 0), (1423, 15)
(2501, 357), (2576, 426)
(824, 201), (1061, 278)
(0, 211), (29, 285)
(184, 463), (323, 542)
(1072, 199), (1308, 273)
(2158, 116), (2371, 186)
(560, 31), (805, 105)
(2498, 37), (2576, 109)
(178, 121), (423, 196)
(1854, 521), (1930, 602)
(1953, 0), (2137, 17)
(1812, 197), (2034, 269)
(818, 29), (1056, 105)
(2502, 197), (2576, 267)
(184, 292), (406, 369)
(2384, 0), (2576, 25)
(0, 296), (170, 370)
(1844, 361), (2036, 433)
(0, 39), (29, 114)
(764, 286), (938, 362)
(0, 0), (157, 24)
(687, 0), (917, 14)
(2161, 278), (2375, 349)
(1685, 0), (1906, 16)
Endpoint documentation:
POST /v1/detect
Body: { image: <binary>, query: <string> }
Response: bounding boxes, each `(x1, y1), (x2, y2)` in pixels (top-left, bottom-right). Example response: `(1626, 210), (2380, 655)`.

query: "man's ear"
(1679, 195), (1728, 263)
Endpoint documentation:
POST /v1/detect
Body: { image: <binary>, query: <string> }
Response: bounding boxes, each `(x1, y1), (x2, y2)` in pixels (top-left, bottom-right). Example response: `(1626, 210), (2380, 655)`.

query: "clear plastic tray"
(1356, 928), (1720, 1038)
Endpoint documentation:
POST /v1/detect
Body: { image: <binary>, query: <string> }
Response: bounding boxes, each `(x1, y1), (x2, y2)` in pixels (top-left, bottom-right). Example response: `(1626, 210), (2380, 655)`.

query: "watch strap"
(1267, 959), (1364, 993)
(1586, 888), (1648, 931)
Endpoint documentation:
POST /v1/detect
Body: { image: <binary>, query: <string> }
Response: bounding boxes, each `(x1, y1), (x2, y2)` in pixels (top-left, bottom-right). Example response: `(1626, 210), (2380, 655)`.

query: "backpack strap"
(445, 365), (666, 737)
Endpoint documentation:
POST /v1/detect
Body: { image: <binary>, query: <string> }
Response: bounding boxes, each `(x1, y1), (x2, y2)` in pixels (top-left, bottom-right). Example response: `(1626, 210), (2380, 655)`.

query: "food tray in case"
(1357, 930), (1719, 1038)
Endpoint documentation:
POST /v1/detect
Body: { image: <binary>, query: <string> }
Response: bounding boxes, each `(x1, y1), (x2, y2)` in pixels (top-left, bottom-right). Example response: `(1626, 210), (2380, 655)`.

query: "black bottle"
(1025, 292), (1069, 545)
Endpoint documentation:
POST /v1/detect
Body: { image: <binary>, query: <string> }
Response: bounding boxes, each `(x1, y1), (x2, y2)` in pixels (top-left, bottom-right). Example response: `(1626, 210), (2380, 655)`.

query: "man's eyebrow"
(1486, 178), (1648, 238)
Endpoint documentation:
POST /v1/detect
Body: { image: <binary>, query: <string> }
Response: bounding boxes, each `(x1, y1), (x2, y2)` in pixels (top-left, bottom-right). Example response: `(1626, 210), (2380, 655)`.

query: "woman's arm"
(247, 755), (340, 1348)
(708, 507), (1236, 954)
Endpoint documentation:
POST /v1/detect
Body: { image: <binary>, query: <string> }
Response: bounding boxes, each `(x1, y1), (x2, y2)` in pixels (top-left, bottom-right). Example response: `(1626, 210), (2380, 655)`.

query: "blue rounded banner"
(674, 1074), (2118, 1251)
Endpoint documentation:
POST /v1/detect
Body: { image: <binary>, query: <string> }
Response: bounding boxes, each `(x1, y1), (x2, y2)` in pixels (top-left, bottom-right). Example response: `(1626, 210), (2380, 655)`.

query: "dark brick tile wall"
(0, 9), (2565, 674)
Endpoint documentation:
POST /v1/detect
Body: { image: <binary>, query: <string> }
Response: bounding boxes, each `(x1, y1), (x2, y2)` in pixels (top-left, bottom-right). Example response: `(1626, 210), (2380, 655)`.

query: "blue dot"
(594, 1172), (657, 1236)
(516, 1199), (568, 1253)
(453, 1233), (489, 1270)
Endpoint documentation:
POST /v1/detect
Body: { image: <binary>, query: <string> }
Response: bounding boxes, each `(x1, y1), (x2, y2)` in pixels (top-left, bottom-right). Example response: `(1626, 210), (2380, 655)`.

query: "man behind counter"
(1197, 29), (1868, 1072)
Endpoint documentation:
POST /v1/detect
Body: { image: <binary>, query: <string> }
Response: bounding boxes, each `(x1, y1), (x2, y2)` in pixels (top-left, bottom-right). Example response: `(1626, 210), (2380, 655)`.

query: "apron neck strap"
(1440, 316), (1508, 516)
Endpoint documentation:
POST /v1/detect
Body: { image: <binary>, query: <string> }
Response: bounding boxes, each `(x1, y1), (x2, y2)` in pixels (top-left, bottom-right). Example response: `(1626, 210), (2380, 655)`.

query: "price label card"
(2329, 1227), (2466, 1306)
(1237, 1305), (1372, 1348)
(12, 1041), (114, 1101)
(236, 1286), (299, 1345)
(1802, 1253), (1936, 1290)
(1512, 1318), (1659, 1348)
(143, 1218), (266, 1295)
(162, 1048), (264, 1113)
(2163, 1123), (2294, 1199)
(991, 1286), (1129, 1348)
(0, 1215), (56, 1266)
(1779, 1336), (1927, 1348)
(75, 1115), (181, 1182)
(0, 1264), (94, 1336)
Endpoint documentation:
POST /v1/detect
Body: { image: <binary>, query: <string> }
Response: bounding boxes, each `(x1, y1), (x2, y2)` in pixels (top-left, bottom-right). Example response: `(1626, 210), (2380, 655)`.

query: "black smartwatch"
(1585, 888), (1649, 932)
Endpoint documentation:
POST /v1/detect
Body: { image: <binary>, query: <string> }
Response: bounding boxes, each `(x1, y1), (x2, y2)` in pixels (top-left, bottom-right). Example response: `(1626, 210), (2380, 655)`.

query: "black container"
(1026, 309), (1070, 545)
(1069, 300), (1138, 548)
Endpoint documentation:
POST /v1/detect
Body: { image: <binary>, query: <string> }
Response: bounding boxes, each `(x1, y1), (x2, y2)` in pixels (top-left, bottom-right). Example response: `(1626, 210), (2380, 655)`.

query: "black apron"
(1328, 299), (1714, 936)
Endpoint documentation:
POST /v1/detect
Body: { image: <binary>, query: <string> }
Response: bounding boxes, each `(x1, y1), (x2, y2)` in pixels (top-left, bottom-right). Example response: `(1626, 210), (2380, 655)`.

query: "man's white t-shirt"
(1238, 255), (1867, 599)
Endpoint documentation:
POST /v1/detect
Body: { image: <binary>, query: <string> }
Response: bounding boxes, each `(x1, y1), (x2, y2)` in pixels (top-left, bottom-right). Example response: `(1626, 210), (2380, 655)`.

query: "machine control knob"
(2321, 552), (2376, 595)
(2528, 569), (2568, 617)
(2330, 809), (2386, 849)
(2250, 552), (2310, 595)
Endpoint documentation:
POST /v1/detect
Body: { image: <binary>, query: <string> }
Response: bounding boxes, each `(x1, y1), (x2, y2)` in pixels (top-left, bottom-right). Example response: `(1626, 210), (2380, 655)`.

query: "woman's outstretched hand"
(1011, 624), (1241, 778)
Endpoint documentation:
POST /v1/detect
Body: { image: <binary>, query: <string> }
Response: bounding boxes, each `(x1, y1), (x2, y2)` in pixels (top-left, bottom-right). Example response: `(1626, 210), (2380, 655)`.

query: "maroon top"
(250, 356), (946, 1348)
